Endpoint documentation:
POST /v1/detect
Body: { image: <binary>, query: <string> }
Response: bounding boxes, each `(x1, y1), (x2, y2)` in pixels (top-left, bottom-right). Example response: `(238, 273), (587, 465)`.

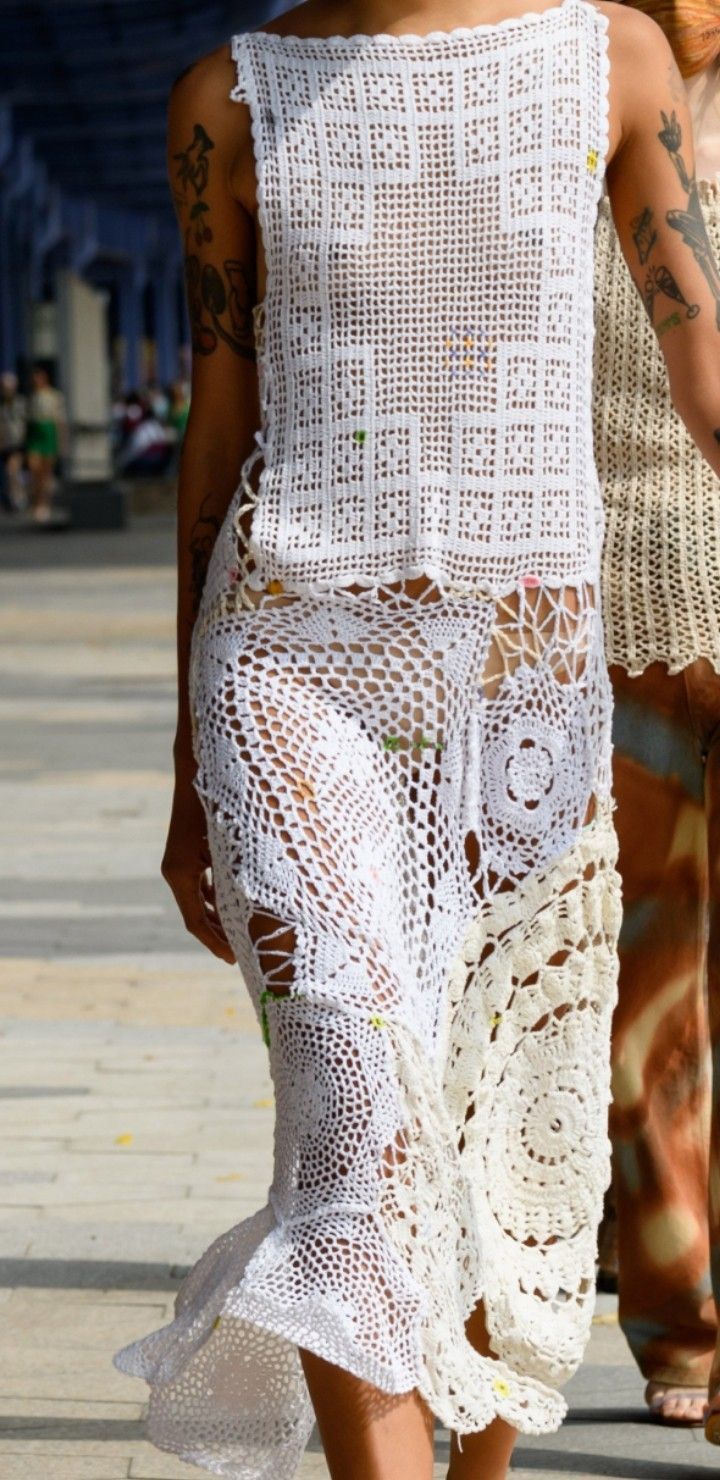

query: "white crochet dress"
(114, 2), (622, 1474)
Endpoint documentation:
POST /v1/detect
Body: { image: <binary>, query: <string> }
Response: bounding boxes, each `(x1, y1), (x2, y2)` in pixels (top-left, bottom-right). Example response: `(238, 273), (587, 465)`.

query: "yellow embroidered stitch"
(370, 1014), (387, 1029)
(266, 578), (284, 594)
(490, 1012), (502, 1028)
(492, 1377), (510, 1398)
(587, 148), (598, 173)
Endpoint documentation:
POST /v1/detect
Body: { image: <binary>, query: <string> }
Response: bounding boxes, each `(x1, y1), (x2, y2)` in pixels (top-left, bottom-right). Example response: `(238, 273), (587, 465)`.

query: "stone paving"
(0, 514), (716, 1478)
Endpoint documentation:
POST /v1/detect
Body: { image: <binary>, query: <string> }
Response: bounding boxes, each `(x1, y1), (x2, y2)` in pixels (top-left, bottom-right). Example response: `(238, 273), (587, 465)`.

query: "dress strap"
(229, 33), (252, 105)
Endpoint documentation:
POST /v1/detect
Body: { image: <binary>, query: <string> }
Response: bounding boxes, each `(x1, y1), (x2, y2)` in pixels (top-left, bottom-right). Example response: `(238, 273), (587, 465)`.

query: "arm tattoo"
(631, 202), (700, 328)
(656, 310), (682, 338)
(643, 263), (699, 326)
(200, 260), (257, 359)
(173, 119), (257, 360)
(189, 494), (222, 619)
(184, 254), (217, 355)
(658, 110), (720, 330)
(631, 207), (657, 265)
(657, 111), (692, 192)
(174, 122), (214, 200)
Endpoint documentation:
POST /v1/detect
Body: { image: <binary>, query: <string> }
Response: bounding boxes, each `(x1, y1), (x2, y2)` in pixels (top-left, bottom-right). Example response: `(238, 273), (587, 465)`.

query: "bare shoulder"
(168, 43), (246, 143)
(582, 2), (684, 162)
(592, 1), (683, 93)
(167, 40), (254, 210)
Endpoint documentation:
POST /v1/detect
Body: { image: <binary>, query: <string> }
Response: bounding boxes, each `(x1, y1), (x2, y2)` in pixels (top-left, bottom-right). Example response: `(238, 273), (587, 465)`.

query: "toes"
(647, 1384), (708, 1424)
(657, 1393), (706, 1423)
(672, 1400), (704, 1421)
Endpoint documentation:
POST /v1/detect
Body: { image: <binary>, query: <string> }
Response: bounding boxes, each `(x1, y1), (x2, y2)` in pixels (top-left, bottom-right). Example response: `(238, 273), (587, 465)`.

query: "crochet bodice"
(229, 0), (610, 599)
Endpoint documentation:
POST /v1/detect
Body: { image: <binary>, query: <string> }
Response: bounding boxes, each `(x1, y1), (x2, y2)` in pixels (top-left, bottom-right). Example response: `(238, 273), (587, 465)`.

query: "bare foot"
(645, 1381), (707, 1426)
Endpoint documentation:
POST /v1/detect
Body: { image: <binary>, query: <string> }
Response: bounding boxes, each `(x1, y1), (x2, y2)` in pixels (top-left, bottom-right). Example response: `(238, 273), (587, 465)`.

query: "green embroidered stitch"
(381, 734), (445, 753)
(259, 989), (291, 1048)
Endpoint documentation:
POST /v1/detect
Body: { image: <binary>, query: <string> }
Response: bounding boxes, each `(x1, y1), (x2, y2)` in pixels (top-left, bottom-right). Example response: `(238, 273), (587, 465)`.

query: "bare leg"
(38, 455), (55, 515)
(447, 1303), (517, 1480)
(6, 451), (26, 510)
(27, 453), (54, 519)
(300, 1348), (435, 1480)
(27, 452), (43, 512)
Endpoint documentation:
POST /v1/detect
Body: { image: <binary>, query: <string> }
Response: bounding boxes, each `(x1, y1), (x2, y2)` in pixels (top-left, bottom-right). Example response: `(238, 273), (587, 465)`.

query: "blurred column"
(0, 208), (19, 371)
(56, 269), (112, 480)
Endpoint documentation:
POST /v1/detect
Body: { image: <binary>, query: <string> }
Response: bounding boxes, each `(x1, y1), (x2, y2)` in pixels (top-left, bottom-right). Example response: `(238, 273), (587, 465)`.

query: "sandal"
(645, 1381), (707, 1427)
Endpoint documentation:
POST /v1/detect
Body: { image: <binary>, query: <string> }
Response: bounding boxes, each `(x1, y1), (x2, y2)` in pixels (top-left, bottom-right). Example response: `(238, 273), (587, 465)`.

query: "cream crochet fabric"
(114, 5), (622, 1475)
(594, 179), (720, 676)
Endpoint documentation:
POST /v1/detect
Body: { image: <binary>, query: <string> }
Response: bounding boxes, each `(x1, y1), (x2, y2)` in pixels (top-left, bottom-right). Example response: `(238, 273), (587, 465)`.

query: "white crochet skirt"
(113, 464), (622, 1479)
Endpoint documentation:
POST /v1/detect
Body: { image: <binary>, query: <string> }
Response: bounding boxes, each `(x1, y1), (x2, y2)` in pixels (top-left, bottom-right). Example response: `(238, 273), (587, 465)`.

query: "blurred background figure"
(0, 370), (27, 513)
(146, 379), (170, 423)
(166, 380), (190, 442)
(26, 366), (66, 523)
(593, 0), (720, 1439)
(166, 380), (191, 477)
(115, 391), (174, 477)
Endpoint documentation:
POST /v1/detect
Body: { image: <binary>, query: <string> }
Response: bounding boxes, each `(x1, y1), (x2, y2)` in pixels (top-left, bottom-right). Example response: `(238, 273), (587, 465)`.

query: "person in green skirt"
(26, 365), (67, 523)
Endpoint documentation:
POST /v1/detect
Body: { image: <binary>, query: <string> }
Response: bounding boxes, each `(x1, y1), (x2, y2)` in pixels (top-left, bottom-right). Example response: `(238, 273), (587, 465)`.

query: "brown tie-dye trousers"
(609, 659), (720, 1392)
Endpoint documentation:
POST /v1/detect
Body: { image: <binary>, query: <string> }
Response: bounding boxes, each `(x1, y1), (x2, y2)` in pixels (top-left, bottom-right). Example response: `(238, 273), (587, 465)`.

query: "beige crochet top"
(594, 63), (720, 675)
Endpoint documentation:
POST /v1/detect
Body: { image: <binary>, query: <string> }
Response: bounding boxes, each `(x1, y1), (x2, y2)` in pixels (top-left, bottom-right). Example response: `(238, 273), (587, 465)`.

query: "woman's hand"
(161, 763), (236, 964)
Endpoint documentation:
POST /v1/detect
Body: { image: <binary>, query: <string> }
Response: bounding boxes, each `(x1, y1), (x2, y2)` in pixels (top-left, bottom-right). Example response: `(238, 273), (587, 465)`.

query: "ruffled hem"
(114, 1197), (568, 1480)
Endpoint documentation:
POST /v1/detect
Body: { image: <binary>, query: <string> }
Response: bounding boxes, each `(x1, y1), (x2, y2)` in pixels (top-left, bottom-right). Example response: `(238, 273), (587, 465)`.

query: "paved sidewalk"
(0, 517), (715, 1478)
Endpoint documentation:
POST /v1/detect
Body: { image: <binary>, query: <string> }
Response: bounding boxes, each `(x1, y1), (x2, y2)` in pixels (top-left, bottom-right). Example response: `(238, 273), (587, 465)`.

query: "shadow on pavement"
(0, 1257), (188, 1290)
(509, 1455), (711, 1478)
(0, 513), (175, 571)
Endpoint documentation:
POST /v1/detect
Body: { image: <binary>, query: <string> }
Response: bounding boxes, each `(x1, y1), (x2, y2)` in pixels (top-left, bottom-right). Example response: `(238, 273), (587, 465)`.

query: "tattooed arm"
(604, 5), (720, 478)
(162, 46), (260, 961)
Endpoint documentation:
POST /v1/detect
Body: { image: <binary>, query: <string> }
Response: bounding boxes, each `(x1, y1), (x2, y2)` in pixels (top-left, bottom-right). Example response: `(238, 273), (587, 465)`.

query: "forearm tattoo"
(173, 121), (257, 360)
(189, 494), (222, 620)
(643, 263), (699, 325)
(658, 111), (720, 331)
(627, 107), (720, 335)
(631, 207), (657, 265)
